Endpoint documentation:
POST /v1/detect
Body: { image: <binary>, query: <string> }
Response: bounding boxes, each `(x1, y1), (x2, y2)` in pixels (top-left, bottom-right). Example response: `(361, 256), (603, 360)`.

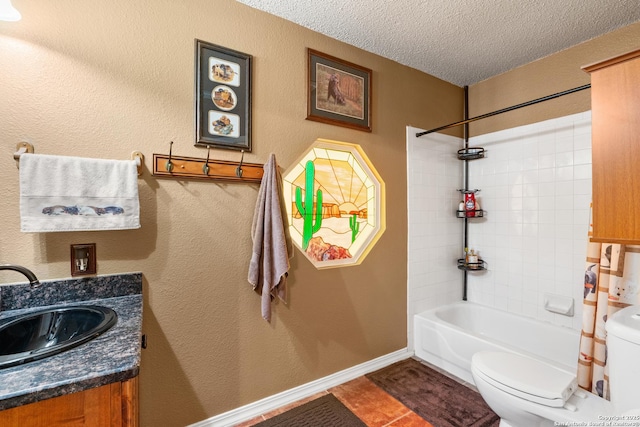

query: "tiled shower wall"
(406, 127), (463, 348)
(466, 112), (592, 330)
(407, 112), (592, 346)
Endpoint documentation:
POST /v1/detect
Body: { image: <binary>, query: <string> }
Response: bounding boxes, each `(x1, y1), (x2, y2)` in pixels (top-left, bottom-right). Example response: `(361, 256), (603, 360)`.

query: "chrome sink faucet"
(0, 264), (41, 289)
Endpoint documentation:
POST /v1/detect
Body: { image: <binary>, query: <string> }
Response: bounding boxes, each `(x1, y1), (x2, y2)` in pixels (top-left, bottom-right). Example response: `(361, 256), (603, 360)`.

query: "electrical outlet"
(70, 243), (96, 276)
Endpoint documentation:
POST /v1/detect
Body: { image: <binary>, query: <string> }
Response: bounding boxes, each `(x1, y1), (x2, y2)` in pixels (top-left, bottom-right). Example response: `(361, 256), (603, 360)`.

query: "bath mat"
(366, 358), (500, 427)
(253, 393), (366, 427)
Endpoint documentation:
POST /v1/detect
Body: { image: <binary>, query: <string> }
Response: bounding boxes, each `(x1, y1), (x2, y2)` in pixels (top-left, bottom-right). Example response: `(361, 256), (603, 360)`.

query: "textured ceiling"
(234, 0), (640, 86)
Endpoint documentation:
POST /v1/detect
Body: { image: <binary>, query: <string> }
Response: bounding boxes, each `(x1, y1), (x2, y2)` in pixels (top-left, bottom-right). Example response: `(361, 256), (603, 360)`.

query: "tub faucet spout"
(0, 264), (40, 288)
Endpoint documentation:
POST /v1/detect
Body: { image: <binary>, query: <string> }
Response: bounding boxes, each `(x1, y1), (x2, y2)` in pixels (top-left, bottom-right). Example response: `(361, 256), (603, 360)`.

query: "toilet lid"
(472, 351), (578, 408)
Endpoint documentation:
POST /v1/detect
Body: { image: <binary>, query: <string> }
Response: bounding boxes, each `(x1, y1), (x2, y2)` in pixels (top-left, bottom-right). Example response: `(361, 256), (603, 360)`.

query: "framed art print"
(307, 49), (372, 132)
(195, 40), (252, 151)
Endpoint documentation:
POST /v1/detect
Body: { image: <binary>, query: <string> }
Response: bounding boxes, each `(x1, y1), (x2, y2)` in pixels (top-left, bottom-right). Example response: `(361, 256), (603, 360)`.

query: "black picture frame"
(307, 48), (372, 132)
(195, 40), (252, 151)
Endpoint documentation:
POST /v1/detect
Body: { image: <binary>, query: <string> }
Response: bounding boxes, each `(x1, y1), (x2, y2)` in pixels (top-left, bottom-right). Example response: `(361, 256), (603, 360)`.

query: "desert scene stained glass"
(283, 139), (385, 269)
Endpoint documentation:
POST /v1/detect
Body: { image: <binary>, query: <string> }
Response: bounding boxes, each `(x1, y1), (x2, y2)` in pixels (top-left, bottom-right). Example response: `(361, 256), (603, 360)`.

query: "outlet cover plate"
(70, 243), (97, 276)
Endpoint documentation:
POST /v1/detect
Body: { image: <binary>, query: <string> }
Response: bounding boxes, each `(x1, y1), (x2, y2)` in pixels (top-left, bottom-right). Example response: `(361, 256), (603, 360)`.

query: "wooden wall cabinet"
(0, 377), (138, 427)
(584, 49), (640, 244)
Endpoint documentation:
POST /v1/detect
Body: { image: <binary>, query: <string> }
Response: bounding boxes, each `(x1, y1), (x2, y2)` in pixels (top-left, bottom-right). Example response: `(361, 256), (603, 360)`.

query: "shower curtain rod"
(416, 84), (591, 137)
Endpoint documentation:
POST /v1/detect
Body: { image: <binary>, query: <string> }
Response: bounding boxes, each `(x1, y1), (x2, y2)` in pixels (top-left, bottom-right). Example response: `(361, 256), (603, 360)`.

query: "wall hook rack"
(152, 143), (263, 183)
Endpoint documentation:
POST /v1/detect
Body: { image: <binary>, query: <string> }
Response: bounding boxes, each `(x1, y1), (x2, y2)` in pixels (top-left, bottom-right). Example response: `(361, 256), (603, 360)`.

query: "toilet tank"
(606, 305), (640, 412)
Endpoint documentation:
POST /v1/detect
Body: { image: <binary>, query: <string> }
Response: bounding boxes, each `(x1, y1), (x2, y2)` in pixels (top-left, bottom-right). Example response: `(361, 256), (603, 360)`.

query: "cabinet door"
(0, 377), (138, 427)
(121, 376), (139, 427)
(585, 49), (640, 243)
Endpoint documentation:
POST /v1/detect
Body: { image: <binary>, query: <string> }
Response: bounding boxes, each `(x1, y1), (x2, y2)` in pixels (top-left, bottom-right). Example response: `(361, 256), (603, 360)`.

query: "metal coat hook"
(235, 150), (244, 177)
(203, 147), (211, 175)
(165, 141), (174, 172)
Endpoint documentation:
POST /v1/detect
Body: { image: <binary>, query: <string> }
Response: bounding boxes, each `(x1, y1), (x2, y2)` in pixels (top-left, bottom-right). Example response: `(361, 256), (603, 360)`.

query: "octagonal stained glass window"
(283, 139), (385, 269)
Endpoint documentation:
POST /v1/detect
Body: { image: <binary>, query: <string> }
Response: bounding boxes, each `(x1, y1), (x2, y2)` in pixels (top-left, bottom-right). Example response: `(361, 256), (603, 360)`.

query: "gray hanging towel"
(248, 153), (293, 321)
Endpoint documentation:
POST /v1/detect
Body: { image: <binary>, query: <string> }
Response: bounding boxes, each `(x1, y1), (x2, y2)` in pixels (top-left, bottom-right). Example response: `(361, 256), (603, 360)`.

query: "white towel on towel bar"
(19, 153), (140, 232)
(248, 153), (292, 322)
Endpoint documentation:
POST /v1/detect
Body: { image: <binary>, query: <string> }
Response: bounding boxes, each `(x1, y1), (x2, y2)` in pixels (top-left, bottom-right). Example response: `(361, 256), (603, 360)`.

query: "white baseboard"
(189, 348), (413, 427)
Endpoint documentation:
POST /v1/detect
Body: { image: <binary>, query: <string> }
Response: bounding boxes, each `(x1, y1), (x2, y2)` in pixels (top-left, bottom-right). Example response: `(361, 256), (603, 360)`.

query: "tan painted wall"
(468, 21), (640, 136)
(0, 1), (462, 425)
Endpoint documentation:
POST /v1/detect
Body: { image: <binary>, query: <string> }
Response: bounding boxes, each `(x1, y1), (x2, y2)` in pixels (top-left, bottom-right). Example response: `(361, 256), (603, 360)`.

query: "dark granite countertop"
(0, 272), (142, 411)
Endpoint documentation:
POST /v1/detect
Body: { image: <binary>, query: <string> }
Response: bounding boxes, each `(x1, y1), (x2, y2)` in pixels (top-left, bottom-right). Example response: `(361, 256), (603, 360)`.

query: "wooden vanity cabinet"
(0, 376), (138, 427)
(584, 48), (640, 243)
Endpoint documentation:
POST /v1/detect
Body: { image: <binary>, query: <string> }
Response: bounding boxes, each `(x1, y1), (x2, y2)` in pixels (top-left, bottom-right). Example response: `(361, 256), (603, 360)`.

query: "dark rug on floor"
(253, 393), (366, 427)
(366, 358), (500, 427)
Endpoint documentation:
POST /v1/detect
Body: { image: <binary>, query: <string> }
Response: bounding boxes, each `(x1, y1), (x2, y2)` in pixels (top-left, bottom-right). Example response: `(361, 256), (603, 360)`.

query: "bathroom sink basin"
(0, 305), (117, 369)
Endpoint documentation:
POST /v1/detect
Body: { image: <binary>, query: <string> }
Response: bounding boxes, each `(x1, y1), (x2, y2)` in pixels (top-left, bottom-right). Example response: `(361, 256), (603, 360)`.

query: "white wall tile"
(406, 127), (463, 349)
(574, 149), (592, 165)
(407, 113), (591, 342)
(465, 113), (591, 329)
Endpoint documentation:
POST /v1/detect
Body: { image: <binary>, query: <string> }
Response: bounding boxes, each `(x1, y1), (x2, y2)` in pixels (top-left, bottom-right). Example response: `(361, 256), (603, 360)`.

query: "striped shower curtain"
(577, 206), (640, 398)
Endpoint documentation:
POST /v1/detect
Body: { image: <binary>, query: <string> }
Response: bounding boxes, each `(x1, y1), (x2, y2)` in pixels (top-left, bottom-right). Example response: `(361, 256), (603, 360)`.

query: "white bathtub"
(414, 301), (580, 384)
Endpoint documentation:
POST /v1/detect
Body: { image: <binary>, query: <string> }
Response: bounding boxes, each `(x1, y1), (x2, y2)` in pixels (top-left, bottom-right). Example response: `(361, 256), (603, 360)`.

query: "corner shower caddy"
(416, 83), (591, 300)
(456, 154), (486, 272)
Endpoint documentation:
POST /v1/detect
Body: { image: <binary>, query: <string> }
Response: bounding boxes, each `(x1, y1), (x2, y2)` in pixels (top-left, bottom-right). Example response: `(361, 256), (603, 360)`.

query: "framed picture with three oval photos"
(195, 39), (252, 151)
(306, 48), (372, 132)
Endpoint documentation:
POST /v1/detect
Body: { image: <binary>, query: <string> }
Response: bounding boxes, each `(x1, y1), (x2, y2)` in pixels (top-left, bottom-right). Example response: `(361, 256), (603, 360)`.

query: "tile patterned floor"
(234, 360), (477, 427)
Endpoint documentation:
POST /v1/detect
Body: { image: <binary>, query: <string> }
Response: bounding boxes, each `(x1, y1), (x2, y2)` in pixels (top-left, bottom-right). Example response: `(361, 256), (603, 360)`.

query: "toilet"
(471, 304), (640, 427)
